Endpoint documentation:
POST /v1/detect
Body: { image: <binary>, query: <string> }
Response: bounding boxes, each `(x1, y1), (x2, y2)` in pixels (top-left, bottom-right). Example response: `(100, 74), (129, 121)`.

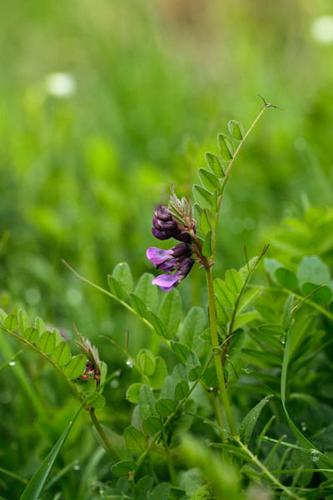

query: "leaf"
(63, 354), (86, 379)
(135, 273), (159, 313)
(175, 380), (189, 400)
(126, 383), (142, 404)
(232, 311), (259, 330)
(242, 348), (281, 367)
(20, 406), (82, 500)
(239, 395), (273, 443)
(143, 416), (162, 435)
(265, 258), (297, 290)
(199, 168), (220, 191)
(301, 283), (332, 304)
(17, 309), (29, 331)
(156, 398), (177, 417)
(159, 289), (182, 339)
(227, 120), (243, 140)
(146, 311), (166, 337)
(52, 341), (71, 367)
(215, 278), (235, 310)
(108, 262), (134, 299)
(99, 361), (108, 386)
(37, 331), (56, 355)
(179, 307), (206, 347)
(205, 152), (224, 177)
(111, 460), (136, 477)
(4, 313), (18, 331)
(124, 425), (146, 454)
(193, 184), (214, 210)
(136, 349), (156, 376)
(23, 327), (39, 343)
(275, 268), (298, 290)
(112, 262), (134, 292)
(217, 133), (233, 161)
(238, 287), (261, 313)
(34, 317), (46, 335)
(139, 385), (157, 420)
(225, 269), (244, 294)
(149, 357), (168, 389)
(297, 256), (330, 287)
(202, 231), (212, 258)
(149, 483), (171, 500)
(130, 293), (149, 318)
(171, 341), (191, 363)
(200, 208), (212, 232)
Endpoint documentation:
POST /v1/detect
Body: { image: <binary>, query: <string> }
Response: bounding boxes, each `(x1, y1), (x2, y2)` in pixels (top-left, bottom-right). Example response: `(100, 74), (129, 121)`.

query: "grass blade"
(20, 405), (82, 500)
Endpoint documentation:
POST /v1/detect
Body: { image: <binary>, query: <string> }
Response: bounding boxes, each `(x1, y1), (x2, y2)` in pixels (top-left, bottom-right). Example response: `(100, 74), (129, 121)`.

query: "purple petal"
(146, 247), (172, 267)
(171, 242), (192, 258)
(152, 273), (181, 291)
(178, 257), (194, 277)
(152, 227), (172, 240)
(158, 258), (178, 271)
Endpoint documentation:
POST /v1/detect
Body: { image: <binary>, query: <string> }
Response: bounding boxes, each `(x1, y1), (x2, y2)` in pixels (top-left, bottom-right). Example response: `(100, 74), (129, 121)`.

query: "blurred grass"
(1, 0), (333, 497)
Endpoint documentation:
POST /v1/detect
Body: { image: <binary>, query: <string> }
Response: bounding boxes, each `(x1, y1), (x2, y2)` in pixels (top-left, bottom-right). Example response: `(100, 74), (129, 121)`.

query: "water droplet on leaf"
(311, 449), (320, 462)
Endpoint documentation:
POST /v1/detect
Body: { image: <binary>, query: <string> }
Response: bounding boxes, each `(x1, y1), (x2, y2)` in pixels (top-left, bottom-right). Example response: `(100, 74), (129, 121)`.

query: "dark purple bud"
(154, 205), (172, 221)
(152, 227), (174, 240)
(178, 257), (194, 277)
(171, 242), (192, 258)
(175, 231), (192, 243)
(153, 217), (178, 231)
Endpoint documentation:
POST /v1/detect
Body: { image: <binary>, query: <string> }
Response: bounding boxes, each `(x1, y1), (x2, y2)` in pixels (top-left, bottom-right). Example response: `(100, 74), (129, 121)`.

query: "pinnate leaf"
(239, 395), (273, 443)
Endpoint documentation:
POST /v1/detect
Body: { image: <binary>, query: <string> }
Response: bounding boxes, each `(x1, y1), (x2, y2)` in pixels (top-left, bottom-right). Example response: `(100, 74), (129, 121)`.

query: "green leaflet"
(159, 289), (182, 339)
(135, 273), (159, 313)
(239, 395), (273, 443)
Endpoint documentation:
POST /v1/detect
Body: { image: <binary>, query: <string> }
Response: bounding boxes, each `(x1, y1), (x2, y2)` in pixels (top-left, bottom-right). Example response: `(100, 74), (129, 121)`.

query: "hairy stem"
(206, 266), (236, 436)
(89, 408), (115, 456)
(236, 439), (301, 499)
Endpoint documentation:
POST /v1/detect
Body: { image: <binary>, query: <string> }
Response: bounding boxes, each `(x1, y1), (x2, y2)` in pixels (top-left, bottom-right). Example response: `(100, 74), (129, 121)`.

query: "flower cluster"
(147, 204), (194, 291)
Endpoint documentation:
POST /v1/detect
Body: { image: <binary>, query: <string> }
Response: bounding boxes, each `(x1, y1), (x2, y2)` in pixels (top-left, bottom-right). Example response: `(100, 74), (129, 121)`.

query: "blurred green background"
(1, 0), (333, 333)
(1, 0), (333, 496)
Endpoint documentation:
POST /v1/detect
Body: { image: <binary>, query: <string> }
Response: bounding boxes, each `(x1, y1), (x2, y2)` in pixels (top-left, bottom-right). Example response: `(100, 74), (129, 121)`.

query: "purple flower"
(147, 202), (196, 291)
(147, 242), (194, 291)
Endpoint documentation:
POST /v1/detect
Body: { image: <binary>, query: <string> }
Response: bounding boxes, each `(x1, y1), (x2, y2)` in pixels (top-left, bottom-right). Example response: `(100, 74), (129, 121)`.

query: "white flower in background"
(311, 15), (333, 44)
(45, 72), (77, 98)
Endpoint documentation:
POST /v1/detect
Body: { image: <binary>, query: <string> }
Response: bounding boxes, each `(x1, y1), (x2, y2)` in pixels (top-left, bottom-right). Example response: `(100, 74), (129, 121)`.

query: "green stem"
(206, 266), (236, 436)
(236, 439), (301, 499)
(212, 103), (272, 258)
(1, 323), (116, 458)
(89, 408), (115, 456)
(0, 466), (27, 485)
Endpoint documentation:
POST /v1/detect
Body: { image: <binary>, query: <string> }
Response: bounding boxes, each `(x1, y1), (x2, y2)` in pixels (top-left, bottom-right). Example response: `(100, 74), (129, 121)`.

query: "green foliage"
(20, 406), (82, 500)
(2, 5), (333, 494)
